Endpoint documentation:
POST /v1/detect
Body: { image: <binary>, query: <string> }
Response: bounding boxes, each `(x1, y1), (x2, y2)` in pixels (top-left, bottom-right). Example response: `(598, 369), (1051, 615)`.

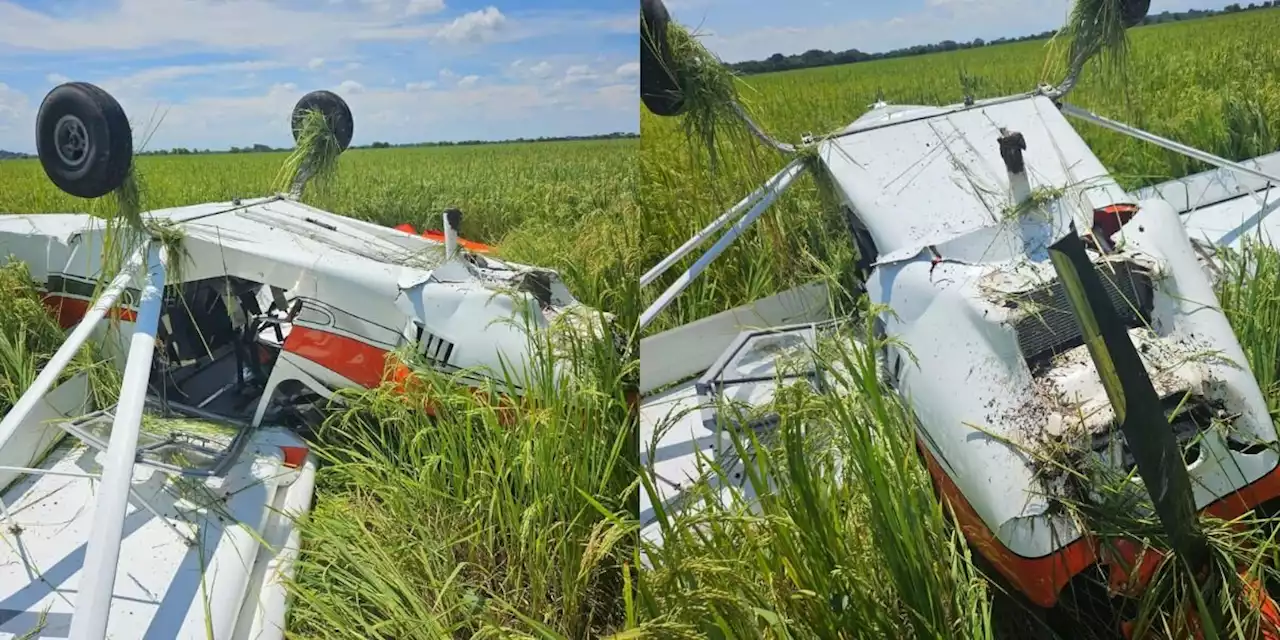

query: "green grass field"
(639, 8), (1280, 333)
(0, 137), (640, 637)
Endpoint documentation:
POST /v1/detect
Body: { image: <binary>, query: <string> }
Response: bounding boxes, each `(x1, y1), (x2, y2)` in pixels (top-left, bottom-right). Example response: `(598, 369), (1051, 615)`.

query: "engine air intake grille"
(1010, 260), (1153, 366)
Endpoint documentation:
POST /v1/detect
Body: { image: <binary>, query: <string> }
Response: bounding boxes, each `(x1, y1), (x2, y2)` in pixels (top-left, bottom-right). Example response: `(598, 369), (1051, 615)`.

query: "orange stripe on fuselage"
(919, 439), (1280, 608)
(282, 325), (518, 424)
(393, 223), (493, 253)
(42, 294), (137, 329)
(283, 324), (390, 389)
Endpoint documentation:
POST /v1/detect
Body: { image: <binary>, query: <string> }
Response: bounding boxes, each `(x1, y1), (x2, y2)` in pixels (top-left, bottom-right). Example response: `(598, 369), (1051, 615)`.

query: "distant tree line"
(728, 3), (1276, 75)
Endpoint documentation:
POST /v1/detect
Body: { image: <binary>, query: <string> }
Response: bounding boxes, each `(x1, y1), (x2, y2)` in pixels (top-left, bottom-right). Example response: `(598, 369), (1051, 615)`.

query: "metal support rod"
(1061, 102), (1280, 187)
(0, 491), (16, 532)
(288, 161), (313, 199)
(639, 159), (808, 330)
(641, 158), (806, 288)
(730, 101), (796, 154)
(69, 242), (167, 640)
(0, 466), (98, 478)
(0, 243), (148, 454)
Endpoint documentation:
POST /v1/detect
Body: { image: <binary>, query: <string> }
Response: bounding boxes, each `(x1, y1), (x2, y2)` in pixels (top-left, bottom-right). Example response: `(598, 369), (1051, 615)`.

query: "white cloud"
(529, 61), (553, 78)
(432, 6), (506, 44)
(508, 59), (554, 80)
(563, 64), (596, 84)
(439, 68), (456, 81)
(405, 80), (435, 91)
(0, 83), (30, 135)
(406, 0), (446, 16)
(93, 60), (291, 101)
(91, 81), (633, 151)
(614, 61), (639, 79)
(457, 75), (479, 87)
(336, 79), (365, 94)
(344, 61), (362, 71)
(309, 57), (326, 69)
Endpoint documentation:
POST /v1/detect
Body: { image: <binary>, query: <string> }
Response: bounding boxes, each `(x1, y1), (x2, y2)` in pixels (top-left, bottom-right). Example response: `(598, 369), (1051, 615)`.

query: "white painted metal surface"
(1134, 150), (1280, 215)
(0, 426), (311, 638)
(640, 378), (766, 556)
(0, 372), (90, 496)
(640, 323), (859, 552)
(639, 282), (831, 394)
(820, 95), (1131, 265)
(0, 186), (605, 636)
(234, 454), (317, 640)
(823, 95), (1273, 557)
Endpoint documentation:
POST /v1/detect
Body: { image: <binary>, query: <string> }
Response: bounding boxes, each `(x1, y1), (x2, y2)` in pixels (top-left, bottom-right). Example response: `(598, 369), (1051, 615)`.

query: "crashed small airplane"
(640, 0), (1280, 635)
(0, 82), (605, 638)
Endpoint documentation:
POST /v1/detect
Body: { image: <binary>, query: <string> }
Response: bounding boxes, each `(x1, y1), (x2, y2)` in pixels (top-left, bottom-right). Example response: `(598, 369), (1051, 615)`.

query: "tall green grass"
(284, 305), (637, 638)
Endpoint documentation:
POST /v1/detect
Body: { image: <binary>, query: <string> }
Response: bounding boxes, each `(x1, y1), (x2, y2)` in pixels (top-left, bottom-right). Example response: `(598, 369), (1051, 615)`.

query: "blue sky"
(668, 0), (1250, 63)
(0, 0), (635, 152)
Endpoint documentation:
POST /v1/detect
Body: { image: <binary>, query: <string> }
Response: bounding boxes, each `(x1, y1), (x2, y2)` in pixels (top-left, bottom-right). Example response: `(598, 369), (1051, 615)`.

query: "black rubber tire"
(1121, 0), (1151, 28)
(35, 82), (133, 200)
(291, 90), (354, 152)
(640, 0), (686, 117)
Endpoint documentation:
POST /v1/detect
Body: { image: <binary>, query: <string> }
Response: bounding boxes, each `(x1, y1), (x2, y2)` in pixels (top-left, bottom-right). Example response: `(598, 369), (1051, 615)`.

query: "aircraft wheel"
(641, 0), (685, 117)
(35, 82), (133, 199)
(291, 90), (354, 152)
(1121, 0), (1151, 28)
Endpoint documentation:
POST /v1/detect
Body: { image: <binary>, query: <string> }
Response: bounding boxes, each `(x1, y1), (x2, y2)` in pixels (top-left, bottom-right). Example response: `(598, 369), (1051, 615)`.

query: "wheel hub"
(54, 114), (89, 167)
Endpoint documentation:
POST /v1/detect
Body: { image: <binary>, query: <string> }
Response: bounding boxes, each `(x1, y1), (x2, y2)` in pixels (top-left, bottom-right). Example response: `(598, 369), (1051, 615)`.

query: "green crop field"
(639, 8), (1280, 334)
(0, 138), (640, 637)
